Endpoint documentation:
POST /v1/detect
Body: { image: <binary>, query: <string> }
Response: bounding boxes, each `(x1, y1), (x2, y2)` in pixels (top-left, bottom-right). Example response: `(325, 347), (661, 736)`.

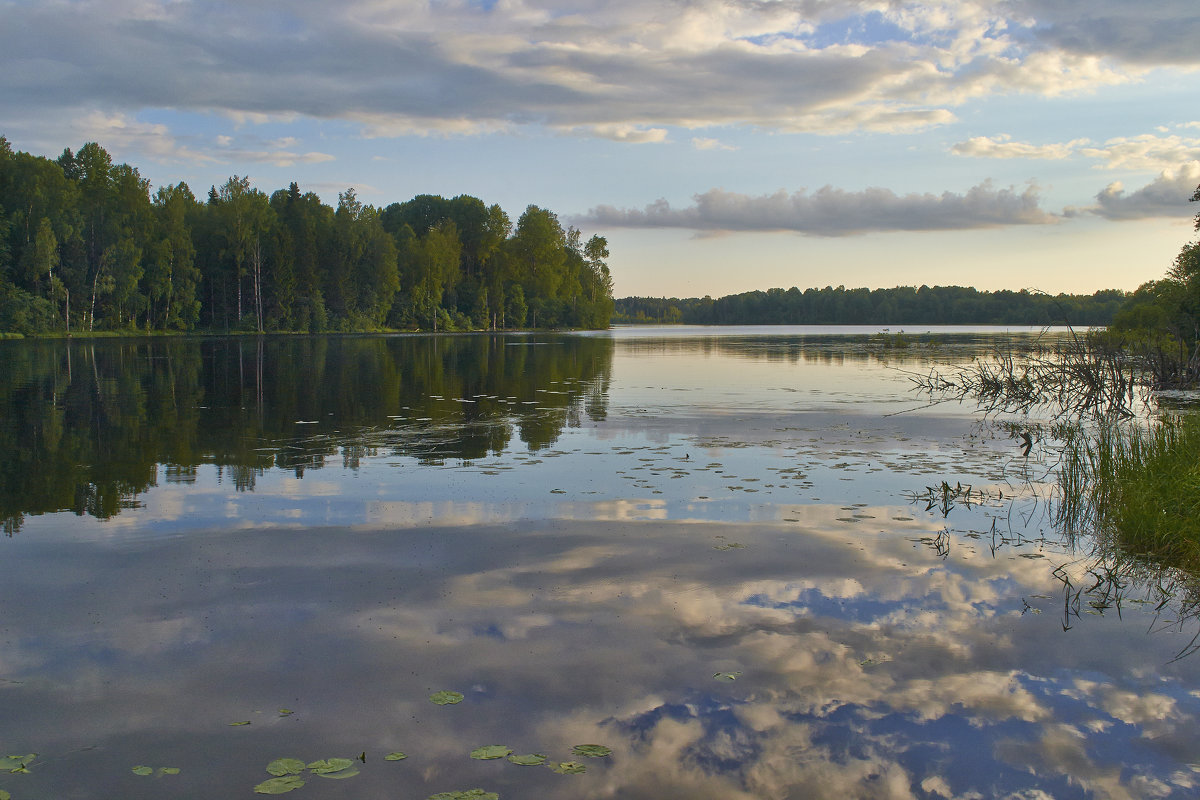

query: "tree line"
(0, 137), (614, 334)
(615, 285), (1127, 327)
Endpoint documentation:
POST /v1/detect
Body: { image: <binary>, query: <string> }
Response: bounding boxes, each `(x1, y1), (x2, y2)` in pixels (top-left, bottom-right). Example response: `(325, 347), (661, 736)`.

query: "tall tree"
(216, 176), (274, 331)
(508, 205), (567, 327)
(147, 182), (200, 329)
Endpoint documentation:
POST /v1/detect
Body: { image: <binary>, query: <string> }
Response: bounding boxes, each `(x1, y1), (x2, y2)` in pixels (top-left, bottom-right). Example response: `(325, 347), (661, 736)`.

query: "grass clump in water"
(1059, 413), (1200, 567)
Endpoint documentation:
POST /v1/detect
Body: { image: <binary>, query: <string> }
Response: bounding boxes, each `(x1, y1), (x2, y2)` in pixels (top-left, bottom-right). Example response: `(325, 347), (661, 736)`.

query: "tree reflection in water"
(0, 334), (613, 532)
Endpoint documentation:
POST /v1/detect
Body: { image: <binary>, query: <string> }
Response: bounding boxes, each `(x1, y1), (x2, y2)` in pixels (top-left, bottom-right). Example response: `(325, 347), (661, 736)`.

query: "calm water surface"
(1, 327), (1197, 799)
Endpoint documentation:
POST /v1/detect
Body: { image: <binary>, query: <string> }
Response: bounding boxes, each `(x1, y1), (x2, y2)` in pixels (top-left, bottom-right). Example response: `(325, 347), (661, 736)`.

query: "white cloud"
(579, 181), (1058, 235)
(1092, 162), (1200, 221)
(1080, 134), (1200, 171)
(212, 144), (336, 168)
(563, 124), (670, 144)
(692, 137), (739, 152)
(951, 134), (1089, 160)
(1, 0), (1193, 143)
(70, 111), (219, 165)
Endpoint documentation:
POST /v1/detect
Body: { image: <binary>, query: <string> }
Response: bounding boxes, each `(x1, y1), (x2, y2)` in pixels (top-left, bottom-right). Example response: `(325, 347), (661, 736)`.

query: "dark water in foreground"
(0, 328), (1198, 799)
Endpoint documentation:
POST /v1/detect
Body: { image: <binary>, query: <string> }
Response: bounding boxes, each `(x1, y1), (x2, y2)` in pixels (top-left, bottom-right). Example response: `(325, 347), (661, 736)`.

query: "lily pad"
(0, 754), (34, 772)
(384, 752), (408, 761)
(713, 671), (742, 681)
(430, 690), (464, 705)
(0, 789), (10, 800)
(159, 767), (181, 776)
(428, 791), (499, 800)
(266, 758), (306, 776)
(254, 774), (306, 794)
(229, 720), (252, 726)
(470, 745), (512, 760)
(547, 760), (586, 774)
(506, 753), (546, 766)
(307, 758), (355, 774)
(132, 765), (154, 776)
(313, 765), (359, 780)
(572, 744), (612, 758)
(278, 709), (295, 716)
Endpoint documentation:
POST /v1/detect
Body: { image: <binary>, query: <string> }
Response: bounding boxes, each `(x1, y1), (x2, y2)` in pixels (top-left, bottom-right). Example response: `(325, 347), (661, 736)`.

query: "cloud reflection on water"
(2, 331), (1198, 798)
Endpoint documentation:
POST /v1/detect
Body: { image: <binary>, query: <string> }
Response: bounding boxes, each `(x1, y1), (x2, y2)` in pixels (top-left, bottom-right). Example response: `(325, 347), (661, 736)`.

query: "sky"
(2, 0), (1199, 299)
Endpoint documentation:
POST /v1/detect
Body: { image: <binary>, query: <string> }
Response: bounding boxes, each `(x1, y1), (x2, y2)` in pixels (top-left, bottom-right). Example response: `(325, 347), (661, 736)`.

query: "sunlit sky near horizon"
(3, 0), (1199, 298)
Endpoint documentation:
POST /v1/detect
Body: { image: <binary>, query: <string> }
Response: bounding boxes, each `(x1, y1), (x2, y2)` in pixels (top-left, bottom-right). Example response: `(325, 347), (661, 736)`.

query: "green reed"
(1057, 413), (1200, 569)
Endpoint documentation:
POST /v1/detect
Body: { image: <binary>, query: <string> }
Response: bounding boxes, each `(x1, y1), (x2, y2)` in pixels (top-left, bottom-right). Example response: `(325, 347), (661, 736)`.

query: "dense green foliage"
(1108, 183), (1200, 386)
(0, 137), (613, 334)
(615, 286), (1125, 326)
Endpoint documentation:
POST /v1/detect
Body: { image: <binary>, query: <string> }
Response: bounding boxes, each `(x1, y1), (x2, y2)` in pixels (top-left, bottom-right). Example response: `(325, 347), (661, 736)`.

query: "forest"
(615, 285), (1127, 327)
(0, 137), (614, 334)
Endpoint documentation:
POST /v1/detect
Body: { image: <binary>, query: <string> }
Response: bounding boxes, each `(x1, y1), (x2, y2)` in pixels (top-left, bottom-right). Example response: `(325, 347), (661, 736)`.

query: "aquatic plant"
(506, 753), (546, 766)
(429, 690), (465, 705)
(253, 757), (360, 794)
(571, 745), (612, 758)
(912, 329), (1143, 418)
(469, 746), (512, 760)
(1056, 414), (1200, 569)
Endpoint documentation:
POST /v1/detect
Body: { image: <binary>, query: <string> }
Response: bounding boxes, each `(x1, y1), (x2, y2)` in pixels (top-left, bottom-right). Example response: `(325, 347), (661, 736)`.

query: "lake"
(1, 327), (1197, 799)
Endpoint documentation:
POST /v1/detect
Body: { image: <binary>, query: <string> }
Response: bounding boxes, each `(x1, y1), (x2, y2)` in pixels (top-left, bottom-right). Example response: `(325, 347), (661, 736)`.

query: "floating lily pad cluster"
(425, 744), (610, 798)
(253, 757), (361, 794)
(464, 742), (611, 778)
(132, 765), (180, 776)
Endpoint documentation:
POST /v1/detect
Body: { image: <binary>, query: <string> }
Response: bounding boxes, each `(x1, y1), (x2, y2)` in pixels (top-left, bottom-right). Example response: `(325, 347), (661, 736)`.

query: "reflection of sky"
(3, 331), (1199, 799)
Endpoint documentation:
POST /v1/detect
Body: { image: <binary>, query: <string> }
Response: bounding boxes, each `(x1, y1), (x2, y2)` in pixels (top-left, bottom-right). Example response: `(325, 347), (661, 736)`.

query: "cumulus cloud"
(0, 0), (1193, 143)
(27, 110), (336, 171)
(1092, 162), (1200, 221)
(952, 134), (1089, 160)
(565, 124), (670, 144)
(953, 130), (1200, 173)
(1080, 134), (1200, 171)
(69, 111), (220, 165)
(579, 181), (1057, 235)
(692, 137), (739, 152)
